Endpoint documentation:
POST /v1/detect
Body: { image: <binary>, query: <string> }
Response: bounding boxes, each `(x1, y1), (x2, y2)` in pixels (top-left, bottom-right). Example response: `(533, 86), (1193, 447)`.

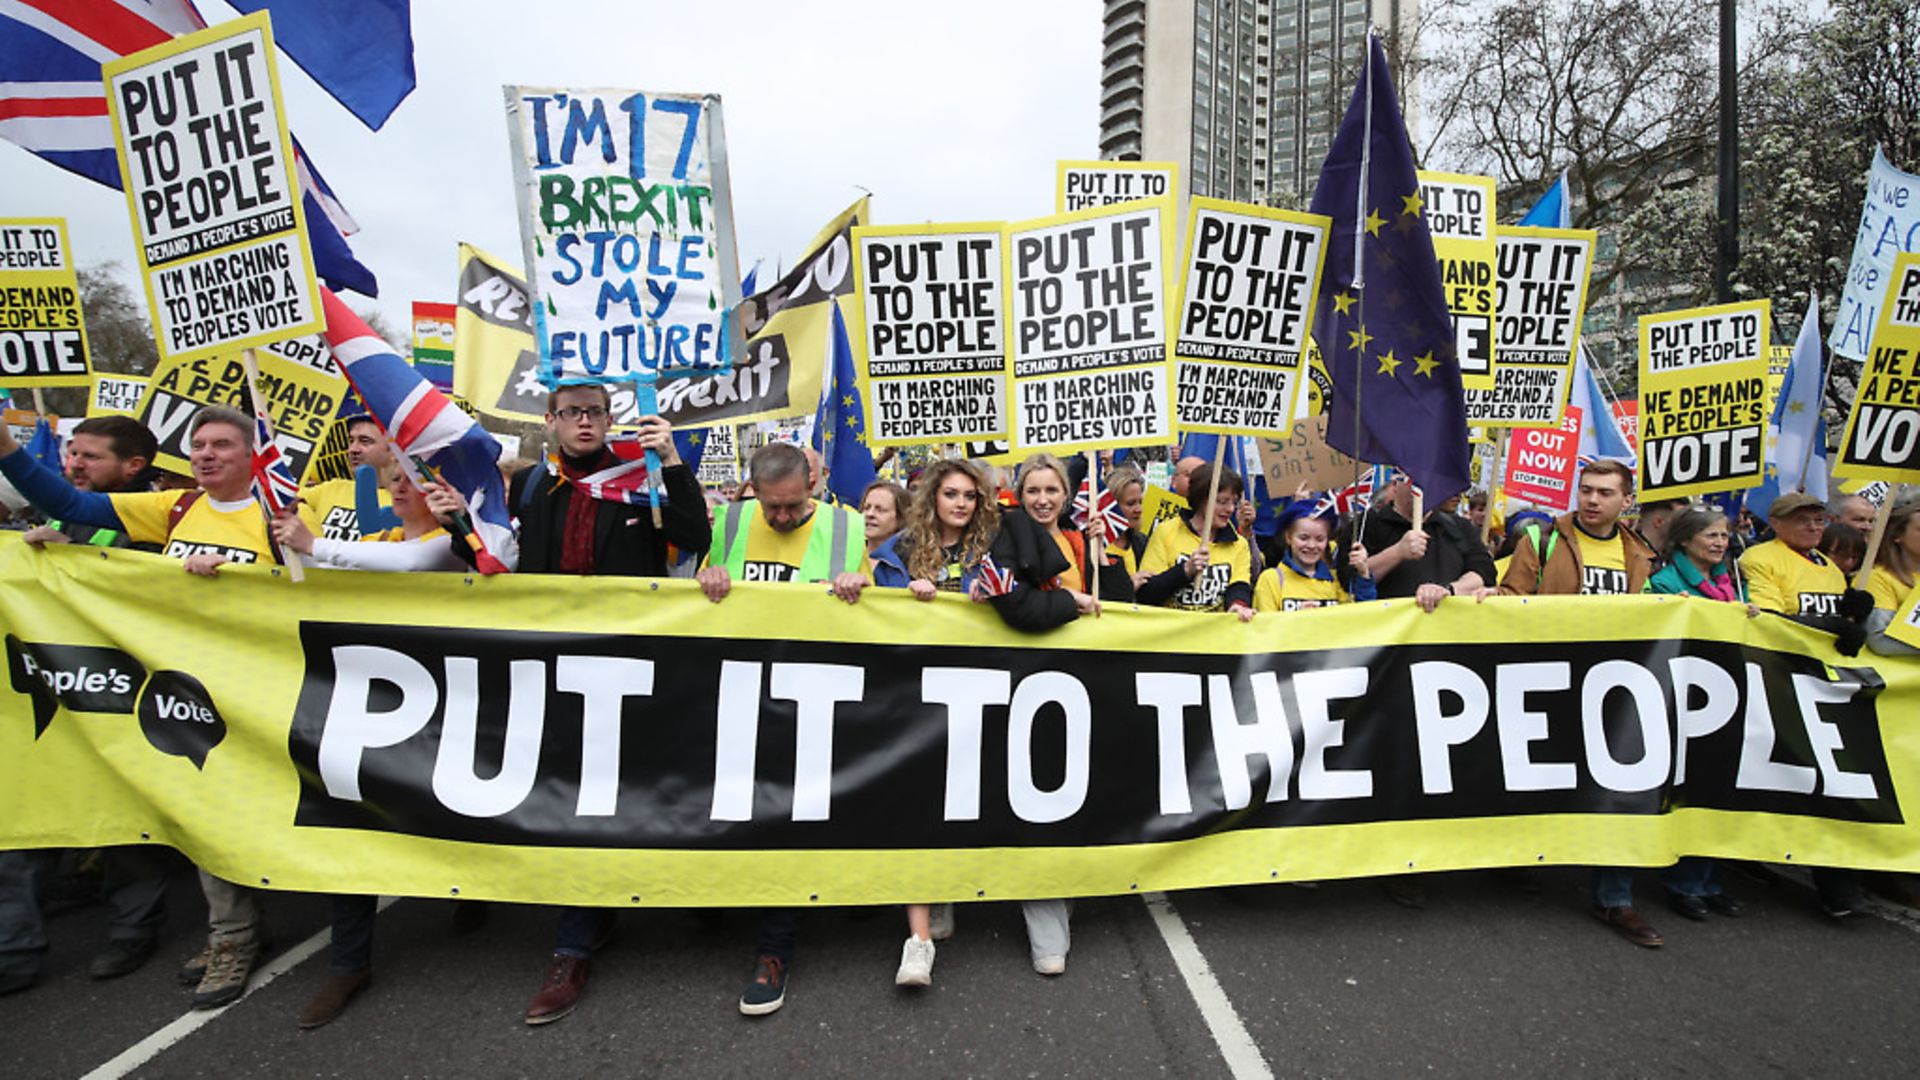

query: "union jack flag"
(0, 0), (378, 295)
(1070, 475), (1129, 539)
(249, 413), (301, 515)
(545, 432), (651, 506)
(974, 553), (1018, 597)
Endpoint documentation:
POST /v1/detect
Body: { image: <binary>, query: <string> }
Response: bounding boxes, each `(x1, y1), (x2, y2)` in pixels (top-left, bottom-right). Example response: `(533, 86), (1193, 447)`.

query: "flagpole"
(1350, 30), (1377, 541)
(241, 348), (304, 584)
(1195, 438), (1227, 559)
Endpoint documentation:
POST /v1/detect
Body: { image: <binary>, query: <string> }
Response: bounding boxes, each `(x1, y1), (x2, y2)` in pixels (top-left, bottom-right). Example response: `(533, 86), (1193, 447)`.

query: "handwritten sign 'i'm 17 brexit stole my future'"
(1006, 200), (1174, 454)
(101, 12), (324, 364)
(504, 87), (745, 386)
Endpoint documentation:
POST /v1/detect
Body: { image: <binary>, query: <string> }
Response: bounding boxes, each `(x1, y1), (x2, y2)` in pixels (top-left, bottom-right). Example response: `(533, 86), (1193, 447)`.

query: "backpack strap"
(164, 490), (203, 541)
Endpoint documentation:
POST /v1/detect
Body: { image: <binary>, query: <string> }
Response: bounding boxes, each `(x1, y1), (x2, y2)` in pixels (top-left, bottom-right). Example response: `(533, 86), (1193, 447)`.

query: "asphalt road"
(6, 860), (1918, 1078)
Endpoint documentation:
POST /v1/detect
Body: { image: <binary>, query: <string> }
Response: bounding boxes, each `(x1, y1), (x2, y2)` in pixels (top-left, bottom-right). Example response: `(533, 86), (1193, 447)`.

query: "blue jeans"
(756, 908), (800, 963)
(1661, 858), (1722, 898)
(1591, 867), (1636, 908)
(554, 907), (613, 958)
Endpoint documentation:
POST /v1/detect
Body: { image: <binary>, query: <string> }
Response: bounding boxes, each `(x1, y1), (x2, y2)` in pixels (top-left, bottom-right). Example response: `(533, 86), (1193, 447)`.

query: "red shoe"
(524, 956), (590, 1025)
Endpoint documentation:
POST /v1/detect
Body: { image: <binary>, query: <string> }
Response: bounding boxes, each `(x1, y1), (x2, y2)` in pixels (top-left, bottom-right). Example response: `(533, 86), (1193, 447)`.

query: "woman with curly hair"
(867, 457), (998, 989)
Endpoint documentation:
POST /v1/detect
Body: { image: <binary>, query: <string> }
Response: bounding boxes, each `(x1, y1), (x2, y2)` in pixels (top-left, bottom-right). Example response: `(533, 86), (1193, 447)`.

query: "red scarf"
(555, 448), (616, 574)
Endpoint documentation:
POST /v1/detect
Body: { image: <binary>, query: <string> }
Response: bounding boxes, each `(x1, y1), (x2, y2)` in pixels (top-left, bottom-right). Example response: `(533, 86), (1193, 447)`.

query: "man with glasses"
(514, 382), (712, 1025)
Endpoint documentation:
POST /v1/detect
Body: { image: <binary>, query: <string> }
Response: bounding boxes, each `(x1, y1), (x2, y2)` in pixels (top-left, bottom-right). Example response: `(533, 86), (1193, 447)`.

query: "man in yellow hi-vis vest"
(695, 441), (866, 1019)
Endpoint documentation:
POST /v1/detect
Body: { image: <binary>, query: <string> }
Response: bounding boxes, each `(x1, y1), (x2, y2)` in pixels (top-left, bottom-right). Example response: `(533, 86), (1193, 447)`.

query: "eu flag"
(812, 301), (877, 506)
(1308, 33), (1470, 502)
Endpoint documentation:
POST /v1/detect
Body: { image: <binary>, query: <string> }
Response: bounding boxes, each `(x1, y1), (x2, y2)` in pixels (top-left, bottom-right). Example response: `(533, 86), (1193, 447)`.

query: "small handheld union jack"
(974, 554), (1018, 597)
(1070, 476), (1130, 539)
(249, 412), (301, 516)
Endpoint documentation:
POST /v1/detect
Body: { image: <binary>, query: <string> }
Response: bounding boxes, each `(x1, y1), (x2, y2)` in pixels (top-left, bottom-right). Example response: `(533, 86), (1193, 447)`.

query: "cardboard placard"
(138, 333), (345, 479)
(851, 224), (1008, 446)
(0, 218), (92, 387)
(1056, 160), (1179, 213)
(1637, 300), (1772, 500)
(1415, 172), (1497, 389)
(89, 374), (149, 418)
(1171, 198), (1329, 438)
(1835, 253), (1920, 484)
(1006, 201), (1174, 453)
(101, 12), (323, 363)
(503, 87), (743, 385)
(1463, 227), (1594, 430)
(1503, 405), (1583, 510)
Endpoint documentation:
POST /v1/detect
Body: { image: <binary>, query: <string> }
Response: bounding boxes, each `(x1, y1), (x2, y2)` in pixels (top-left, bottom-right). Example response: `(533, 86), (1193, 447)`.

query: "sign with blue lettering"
(1831, 147), (1920, 362)
(504, 87), (744, 386)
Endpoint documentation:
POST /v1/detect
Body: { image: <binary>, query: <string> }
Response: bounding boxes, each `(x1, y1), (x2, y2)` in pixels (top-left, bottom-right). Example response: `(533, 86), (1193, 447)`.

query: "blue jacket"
(871, 532), (912, 589)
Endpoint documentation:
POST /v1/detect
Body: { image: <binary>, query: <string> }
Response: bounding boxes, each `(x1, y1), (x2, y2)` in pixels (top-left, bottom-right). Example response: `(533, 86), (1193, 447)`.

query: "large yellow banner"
(2, 536), (1916, 908)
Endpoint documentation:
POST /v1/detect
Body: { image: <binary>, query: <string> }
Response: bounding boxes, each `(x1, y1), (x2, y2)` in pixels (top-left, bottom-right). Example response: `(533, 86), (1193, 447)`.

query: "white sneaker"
(928, 904), (955, 942)
(895, 936), (935, 987)
(1032, 953), (1066, 976)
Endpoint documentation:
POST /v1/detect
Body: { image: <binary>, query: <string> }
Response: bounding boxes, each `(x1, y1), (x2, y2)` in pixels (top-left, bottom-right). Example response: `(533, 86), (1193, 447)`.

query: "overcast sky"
(8, 0), (1102, 337)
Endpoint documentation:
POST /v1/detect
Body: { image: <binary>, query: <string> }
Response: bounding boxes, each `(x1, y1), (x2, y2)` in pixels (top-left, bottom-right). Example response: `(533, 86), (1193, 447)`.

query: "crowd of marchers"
(2, 361), (1917, 1029)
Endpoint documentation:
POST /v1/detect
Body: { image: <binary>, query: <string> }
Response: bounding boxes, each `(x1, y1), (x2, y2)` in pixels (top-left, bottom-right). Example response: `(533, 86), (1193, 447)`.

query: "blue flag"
(227, 1), (416, 130)
(24, 418), (59, 472)
(812, 303), (876, 506)
(1308, 33), (1470, 502)
(673, 428), (708, 475)
(1520, 172), (1570, 228)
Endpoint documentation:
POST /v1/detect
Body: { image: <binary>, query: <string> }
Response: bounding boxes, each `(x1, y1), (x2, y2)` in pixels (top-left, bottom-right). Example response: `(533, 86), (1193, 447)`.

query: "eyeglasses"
(554, 406), (610, 423)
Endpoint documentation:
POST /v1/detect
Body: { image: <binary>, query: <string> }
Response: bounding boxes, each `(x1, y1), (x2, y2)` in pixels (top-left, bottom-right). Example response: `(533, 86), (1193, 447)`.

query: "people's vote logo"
(6, 635), (225, 767)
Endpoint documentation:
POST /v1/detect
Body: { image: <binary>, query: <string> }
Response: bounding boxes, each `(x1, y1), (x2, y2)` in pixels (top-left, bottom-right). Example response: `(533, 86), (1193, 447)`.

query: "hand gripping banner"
(1, 536), (1916, 908)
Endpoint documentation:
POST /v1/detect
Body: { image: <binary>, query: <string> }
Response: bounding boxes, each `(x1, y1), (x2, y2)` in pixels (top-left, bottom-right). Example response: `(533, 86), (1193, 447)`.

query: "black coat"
(983, 509), (1132, 631)
(505, 458), (710, 576)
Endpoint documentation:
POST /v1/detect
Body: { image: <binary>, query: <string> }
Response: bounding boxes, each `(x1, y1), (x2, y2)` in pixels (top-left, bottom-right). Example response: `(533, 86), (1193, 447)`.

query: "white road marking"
(1141, 892), (1273, 1080)
(82, 897), (397, 1080)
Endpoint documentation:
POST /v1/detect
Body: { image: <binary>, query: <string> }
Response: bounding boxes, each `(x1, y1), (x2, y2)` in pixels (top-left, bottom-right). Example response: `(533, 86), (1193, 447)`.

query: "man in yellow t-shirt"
(1486, 461), (1652, 598)
(300, 415), (394, 542)
(693, 442), (867, 1020)
(0, 405), (277, 577)
(1740, 493), (1863, 623)
(0, 404), (277, 1010)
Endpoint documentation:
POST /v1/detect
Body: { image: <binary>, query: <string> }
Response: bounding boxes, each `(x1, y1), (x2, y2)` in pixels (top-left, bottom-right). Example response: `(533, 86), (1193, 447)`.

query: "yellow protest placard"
(1415, 172), (1497, 390)
(1140, 483), (1189, 531)
(1006, 200), (1176, 454)
(851, 222), (1008, 448)
(102, 12), (324, 365)
(1464, 226), (1595, 430)
(88, 374), (149, 418)
(1637, 300), (1772, 501)
(138, 334), (346, 478)
(0, 218), (91, 387)
(1835, 252), (1920, 484)
(1171, 198), (1330, 439)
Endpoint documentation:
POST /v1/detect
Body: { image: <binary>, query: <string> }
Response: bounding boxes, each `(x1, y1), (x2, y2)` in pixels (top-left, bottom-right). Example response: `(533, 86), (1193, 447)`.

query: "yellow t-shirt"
(1866, 564), (1913, 613)
(1493, 554), (1513, 585)
(301, 476), (391, 542)
(735, 508), (817, 582)
(365, 524), (449, 544)
(109, 490), (275, 565)
(1252, 562), (1351, 612)
(1107, 536), (1140, 578)
(1139, 517), (1251, 612)
(1573, 528), (1630, 595)
(1740, 539), (1847, 618)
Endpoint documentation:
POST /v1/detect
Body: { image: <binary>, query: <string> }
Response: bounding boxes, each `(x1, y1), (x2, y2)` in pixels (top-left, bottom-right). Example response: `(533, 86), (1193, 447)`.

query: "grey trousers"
(1021, 899), (1072, 960)
(198, 870), (262, 945)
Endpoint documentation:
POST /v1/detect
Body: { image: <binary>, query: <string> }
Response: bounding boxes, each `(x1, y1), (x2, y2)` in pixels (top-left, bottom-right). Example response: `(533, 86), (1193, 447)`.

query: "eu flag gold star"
(1401, 192), (1425, 217)
(1788, 401), (1806, 414)
(1332, 290), (1356, 316)
(1364, 210), (1386, 237)
(1377, 350), (1402, 377)
(1414, 352), (1440, 377)
(842, 394), (855, 408)
(1348, 325), (1374, 352)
